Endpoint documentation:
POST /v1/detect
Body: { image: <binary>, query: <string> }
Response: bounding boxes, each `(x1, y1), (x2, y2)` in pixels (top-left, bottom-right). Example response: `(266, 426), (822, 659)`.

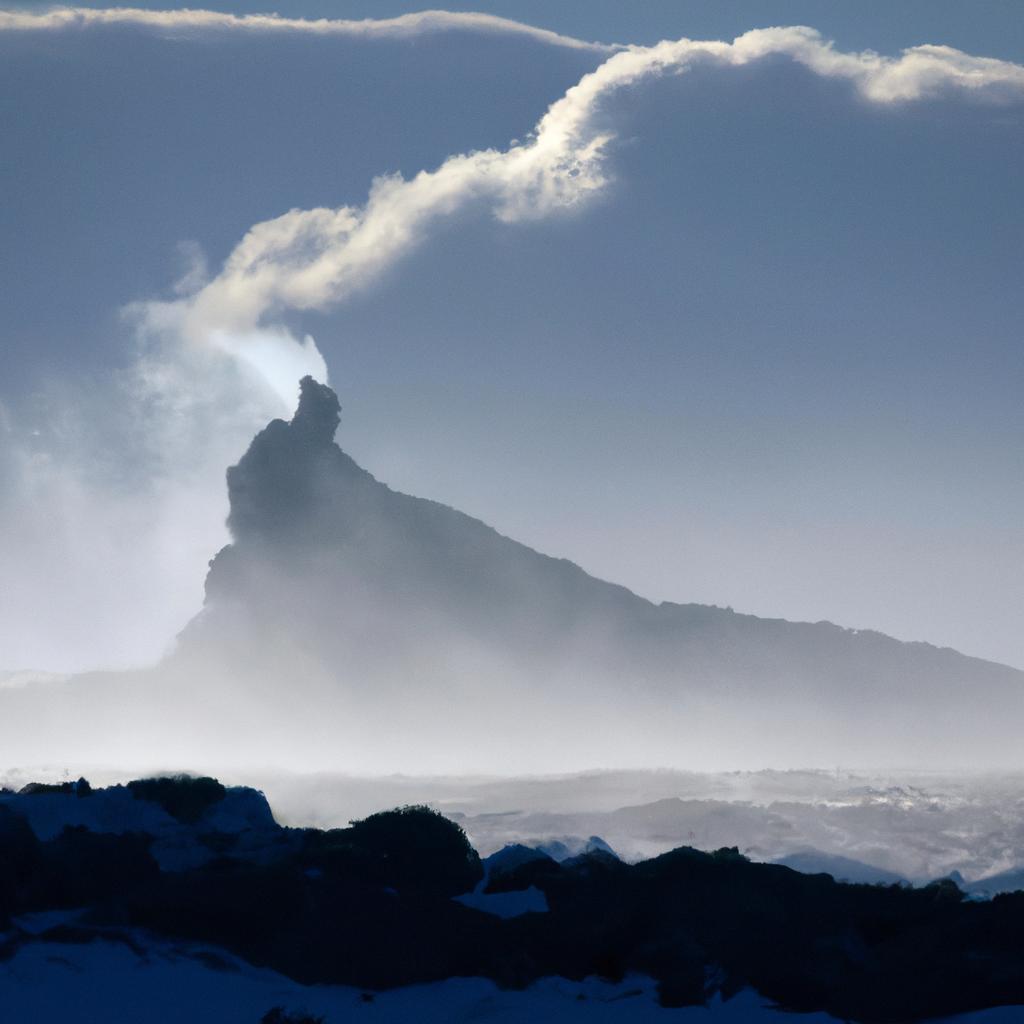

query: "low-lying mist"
(2, 378), (1022, 781)
(0, 310), (326, 673)
(6, 761), (1024, 891)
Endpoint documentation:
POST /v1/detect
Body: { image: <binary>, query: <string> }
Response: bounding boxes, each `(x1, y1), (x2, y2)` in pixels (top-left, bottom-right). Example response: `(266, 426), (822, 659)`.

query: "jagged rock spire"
(291, 375), (340, 446)
(222, 376), (348, 544)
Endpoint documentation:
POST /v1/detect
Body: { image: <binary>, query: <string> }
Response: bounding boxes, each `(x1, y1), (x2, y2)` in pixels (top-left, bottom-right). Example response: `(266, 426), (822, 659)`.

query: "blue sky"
(1, 3), (1022, 673)
(13, 0), (1024, 61)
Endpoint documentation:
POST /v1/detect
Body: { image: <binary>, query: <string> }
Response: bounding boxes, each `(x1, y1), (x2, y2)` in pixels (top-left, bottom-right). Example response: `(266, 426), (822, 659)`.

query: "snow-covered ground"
(0, 925), (834, 1023)
(1, 920), (1022, 1024)
(4, 779), (1024, 1022)
(0, 782), (292, 871)
(0, 784), (275, 842)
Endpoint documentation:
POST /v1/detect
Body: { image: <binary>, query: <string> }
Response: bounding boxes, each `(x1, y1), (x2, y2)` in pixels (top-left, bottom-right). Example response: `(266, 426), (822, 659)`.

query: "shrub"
(344, 805), (483, 896)
(18, 777), (91, 797)
(127, 775), (226, 824)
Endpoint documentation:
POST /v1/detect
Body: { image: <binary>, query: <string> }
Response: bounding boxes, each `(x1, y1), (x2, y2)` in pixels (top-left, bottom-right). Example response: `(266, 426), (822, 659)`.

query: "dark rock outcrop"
(6, 775), (1024, 1022)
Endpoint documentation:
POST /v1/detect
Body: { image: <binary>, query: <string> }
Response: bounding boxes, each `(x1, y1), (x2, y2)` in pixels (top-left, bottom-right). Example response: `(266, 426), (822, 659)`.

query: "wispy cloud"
(730, 25), (1024, 102)
(160, 24), (1024, 371)
(0, 6), (613, 51)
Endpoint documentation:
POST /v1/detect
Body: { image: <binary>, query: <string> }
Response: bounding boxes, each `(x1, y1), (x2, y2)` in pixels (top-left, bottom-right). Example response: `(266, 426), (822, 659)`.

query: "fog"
(7, 759), (1024, 890)
(252, 767), (1024, 887)
(0, 376), (1021, 783)
(0, 320), (323, 672)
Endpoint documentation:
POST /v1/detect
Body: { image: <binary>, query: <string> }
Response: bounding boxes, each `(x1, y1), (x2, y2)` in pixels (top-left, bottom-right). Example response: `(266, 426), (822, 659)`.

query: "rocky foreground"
(3, 776), (1024, 1022)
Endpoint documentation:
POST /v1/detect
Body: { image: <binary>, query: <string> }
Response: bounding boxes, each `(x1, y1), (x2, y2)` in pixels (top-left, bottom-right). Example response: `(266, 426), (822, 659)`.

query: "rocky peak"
(291, 375), (341, 447)
(223, 376), (353, 544)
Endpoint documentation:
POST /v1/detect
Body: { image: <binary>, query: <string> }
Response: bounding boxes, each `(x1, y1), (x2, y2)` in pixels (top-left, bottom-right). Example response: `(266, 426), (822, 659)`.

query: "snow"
(453, 844), (552, 918)
(0, 931), (837, 1023)
(0, 784), (287, 871)
(0, 787), (177, 841)
(1, 929), (1020, 1022)
(204, 787), (278, 832)
(454, 884), (549, 918)
(0, 784), (276, 843)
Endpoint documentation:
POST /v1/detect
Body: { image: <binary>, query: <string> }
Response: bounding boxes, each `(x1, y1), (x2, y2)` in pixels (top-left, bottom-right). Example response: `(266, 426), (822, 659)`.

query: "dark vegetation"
(18, 777), (91, 797)
(3, 780), (1024, 1021)
(317, 804), (482, 896)
(260, 1009), (324, 1024)
(127, 775), (226, 823)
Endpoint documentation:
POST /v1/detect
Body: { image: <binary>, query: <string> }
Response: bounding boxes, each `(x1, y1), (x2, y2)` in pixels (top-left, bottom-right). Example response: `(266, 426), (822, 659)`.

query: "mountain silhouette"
(2, 376), (1021, 772)
(168, 377), (1024, 770)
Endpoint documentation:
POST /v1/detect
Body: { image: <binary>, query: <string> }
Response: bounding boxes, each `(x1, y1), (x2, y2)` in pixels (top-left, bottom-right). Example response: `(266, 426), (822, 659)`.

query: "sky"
(0, 2), (1022, 674)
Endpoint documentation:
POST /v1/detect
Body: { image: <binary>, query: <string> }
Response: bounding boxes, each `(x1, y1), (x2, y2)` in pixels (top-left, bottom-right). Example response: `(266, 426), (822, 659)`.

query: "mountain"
(772, 850), (907, 887)
(1, 376), (1022, 772)
(170, 377), (1024, 770)
(967, 868), (1024, 899)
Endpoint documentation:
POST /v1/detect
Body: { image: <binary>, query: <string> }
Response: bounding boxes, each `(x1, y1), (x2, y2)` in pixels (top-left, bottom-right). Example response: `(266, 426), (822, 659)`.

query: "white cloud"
(159, 25), (1024, 351)
(7, 9), (1021, 103)
(0, 6), (612, 51)
(729, 25), (1024, 101)
(11, 13), (1024, 370)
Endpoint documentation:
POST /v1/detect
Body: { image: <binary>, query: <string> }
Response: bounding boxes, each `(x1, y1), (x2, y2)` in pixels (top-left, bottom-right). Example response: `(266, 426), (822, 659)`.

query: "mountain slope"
(168, 377), (1024, 769)
(1, 376), (1021, 772)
